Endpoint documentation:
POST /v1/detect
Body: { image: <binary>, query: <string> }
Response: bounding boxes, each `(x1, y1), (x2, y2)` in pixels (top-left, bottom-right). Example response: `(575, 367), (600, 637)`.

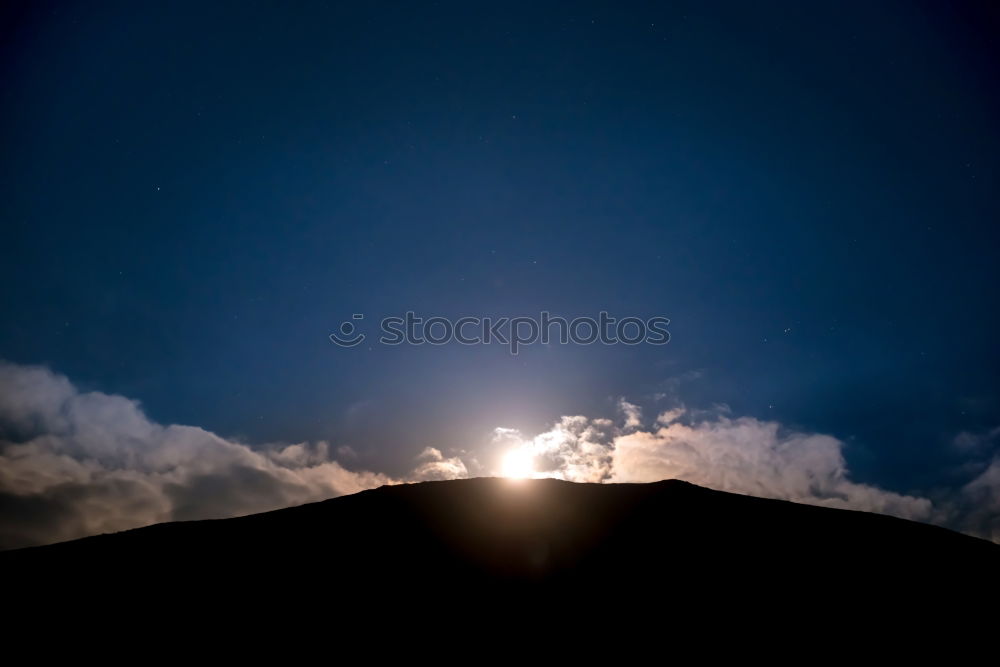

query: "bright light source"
(501, 448), (535, 479)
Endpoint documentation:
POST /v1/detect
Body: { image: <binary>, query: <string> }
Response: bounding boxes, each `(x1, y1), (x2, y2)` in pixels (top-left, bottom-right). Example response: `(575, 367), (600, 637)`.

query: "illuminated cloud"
(618, 399), (643, 430)
(1, 360), (997, 549)
(493, 417), (616, 483)
(609, 415), (933, 520)
(410, 447), (469, 481)
(493, 408), (935, 522)
(0, 361), (393, 549)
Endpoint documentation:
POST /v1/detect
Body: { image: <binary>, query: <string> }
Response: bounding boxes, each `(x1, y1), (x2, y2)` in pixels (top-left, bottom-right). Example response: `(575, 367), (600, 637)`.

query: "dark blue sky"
(3, 1), (999, 488)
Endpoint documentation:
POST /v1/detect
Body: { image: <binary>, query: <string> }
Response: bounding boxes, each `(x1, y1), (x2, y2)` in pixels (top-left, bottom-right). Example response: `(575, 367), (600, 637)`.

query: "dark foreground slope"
(4, 478), (998, 644)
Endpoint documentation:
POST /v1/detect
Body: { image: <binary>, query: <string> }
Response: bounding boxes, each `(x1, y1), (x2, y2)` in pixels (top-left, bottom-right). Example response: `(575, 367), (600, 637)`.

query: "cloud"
(952, 426), (1000, 453)
(410, 447), (469, 481)
(0, 361), (393, 549)
(494, 417), (617, 483)
(609, 416), (933, 520)
(618, 399), (642, 430)
(494, 408), (935, 523)
(961, 457), (1000, 542)
(2, 360), (996, 548)
(656, 407), (686, 425)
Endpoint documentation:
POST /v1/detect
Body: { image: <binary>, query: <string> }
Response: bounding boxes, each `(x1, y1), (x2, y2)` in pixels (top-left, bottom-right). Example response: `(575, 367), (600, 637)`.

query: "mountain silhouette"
(4, 478), (998, 647)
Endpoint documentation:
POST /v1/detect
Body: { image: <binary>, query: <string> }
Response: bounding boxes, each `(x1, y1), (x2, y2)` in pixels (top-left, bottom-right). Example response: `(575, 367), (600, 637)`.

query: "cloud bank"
(0, 362), (396, 549)
(956, 427), (1000, 542)
(1, 361), (998, 548)
(493, 406), (935, 522)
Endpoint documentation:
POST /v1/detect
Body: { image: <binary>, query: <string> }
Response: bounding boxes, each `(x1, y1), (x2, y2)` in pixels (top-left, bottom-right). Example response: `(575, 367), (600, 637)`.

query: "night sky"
(2, 1), (1000, 547)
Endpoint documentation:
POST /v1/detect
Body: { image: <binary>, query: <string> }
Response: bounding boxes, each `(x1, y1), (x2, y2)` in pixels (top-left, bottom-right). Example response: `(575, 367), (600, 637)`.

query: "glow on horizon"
(500, 448), (536, 479)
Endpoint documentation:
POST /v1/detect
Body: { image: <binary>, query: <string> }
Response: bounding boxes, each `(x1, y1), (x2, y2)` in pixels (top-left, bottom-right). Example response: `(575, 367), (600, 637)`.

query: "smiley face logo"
(329, 314), (366, 347)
